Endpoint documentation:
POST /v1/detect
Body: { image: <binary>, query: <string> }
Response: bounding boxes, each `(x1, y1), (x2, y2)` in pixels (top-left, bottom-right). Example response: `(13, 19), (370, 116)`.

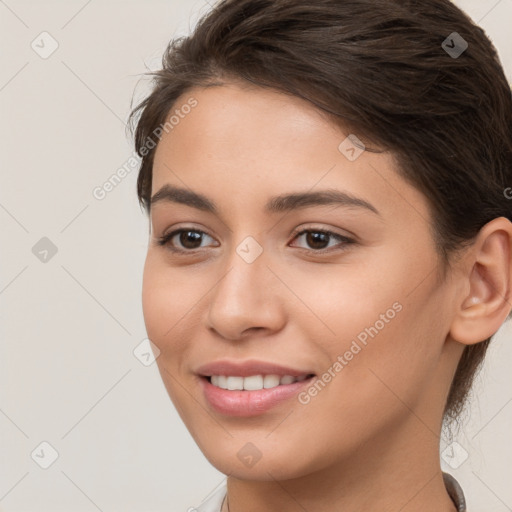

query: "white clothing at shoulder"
(194, 482), (227, 512)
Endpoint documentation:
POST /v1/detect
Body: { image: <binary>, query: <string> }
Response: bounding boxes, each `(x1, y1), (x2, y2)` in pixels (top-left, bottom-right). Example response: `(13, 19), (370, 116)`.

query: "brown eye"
(303, 231), (330, 250)
(291, 228), (354, 252)
(176, 230), (204, 249)
(157, 228), (217, 252)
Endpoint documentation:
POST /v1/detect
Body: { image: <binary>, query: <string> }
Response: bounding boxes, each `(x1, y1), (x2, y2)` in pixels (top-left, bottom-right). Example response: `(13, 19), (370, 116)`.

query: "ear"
(450, 217), (512, 345)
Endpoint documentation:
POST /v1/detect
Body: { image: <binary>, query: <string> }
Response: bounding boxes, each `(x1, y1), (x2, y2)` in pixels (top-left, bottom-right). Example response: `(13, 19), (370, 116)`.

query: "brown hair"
(128, 0), (512, 422)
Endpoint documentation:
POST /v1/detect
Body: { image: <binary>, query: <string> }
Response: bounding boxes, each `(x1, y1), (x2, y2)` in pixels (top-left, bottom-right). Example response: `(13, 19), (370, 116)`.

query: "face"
(142, 82), (460, 481)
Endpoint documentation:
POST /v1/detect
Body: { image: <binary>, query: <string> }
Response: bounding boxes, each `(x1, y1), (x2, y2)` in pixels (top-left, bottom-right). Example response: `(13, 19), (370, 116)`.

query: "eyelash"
(156, 226), (355, 255)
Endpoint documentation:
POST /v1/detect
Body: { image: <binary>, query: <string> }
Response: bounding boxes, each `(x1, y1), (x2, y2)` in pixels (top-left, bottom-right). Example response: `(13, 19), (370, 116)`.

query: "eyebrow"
(150, 184), (380, 216)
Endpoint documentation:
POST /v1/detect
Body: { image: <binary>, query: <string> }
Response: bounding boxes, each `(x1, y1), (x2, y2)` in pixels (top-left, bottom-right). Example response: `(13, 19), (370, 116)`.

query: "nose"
(205, 245), (286, 341)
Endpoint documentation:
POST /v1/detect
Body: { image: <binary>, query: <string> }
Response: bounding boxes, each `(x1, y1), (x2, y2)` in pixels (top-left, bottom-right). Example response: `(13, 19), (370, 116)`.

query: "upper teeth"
(210, 374), (308, 391)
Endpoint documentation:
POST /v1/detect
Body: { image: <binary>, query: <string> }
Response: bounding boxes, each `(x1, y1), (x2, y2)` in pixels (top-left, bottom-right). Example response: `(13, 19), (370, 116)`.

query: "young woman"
(129, 0), (512, 510)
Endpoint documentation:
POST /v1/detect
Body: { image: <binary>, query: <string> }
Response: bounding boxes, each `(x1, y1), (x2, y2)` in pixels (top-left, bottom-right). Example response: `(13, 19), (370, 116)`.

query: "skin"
(141, 81), (512, 512)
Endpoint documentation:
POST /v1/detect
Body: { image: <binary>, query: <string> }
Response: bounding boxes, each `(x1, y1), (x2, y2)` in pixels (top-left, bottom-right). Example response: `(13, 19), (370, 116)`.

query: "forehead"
(150, 83), (431, 225)
(153, 82), (341, 171)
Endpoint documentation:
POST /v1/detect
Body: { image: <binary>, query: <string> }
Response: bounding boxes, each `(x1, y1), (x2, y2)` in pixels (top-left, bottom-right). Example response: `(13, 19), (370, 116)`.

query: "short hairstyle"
(128, 0), (512, 423)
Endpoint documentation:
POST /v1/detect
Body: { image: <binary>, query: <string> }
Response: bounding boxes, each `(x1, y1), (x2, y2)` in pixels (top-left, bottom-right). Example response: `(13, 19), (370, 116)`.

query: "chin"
(194, 437), (325, 482)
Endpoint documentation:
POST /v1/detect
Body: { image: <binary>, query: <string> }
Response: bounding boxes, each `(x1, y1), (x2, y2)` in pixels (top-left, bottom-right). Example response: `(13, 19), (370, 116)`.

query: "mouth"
(205, 373), (315, 391)
(198, 372), (316, 417)
(195, 359), (317, 416)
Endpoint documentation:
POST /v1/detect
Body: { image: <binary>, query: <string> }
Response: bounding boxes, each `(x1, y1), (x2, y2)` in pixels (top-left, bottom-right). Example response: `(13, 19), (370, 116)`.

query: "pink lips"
(196, 359), (315, 417)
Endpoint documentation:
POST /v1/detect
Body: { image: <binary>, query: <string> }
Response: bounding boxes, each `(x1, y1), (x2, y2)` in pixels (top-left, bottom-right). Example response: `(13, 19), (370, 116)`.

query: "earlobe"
(450, 217), (512, 345)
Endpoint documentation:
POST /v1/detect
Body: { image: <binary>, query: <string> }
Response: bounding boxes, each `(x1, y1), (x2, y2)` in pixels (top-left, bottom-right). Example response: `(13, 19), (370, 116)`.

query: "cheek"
(298, 265), (444, 420)
(328, 290), (446, 423)
(141, 258), (167, 344)
(289, 266), (402, 355)
(141, 254), (196, 354)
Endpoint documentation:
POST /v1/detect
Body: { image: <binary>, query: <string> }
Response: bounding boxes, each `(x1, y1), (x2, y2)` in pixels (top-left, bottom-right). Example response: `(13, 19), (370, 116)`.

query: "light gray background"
(1, 0), (511, 511)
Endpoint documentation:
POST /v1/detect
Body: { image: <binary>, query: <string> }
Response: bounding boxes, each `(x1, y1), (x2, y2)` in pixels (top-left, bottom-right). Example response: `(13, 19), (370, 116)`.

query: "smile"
(200, 374), (316, 417)
(209, 374), (311, 391)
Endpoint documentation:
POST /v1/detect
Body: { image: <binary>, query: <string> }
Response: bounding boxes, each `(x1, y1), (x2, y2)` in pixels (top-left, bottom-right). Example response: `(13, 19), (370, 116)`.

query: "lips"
(195, 359), (317, 416)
